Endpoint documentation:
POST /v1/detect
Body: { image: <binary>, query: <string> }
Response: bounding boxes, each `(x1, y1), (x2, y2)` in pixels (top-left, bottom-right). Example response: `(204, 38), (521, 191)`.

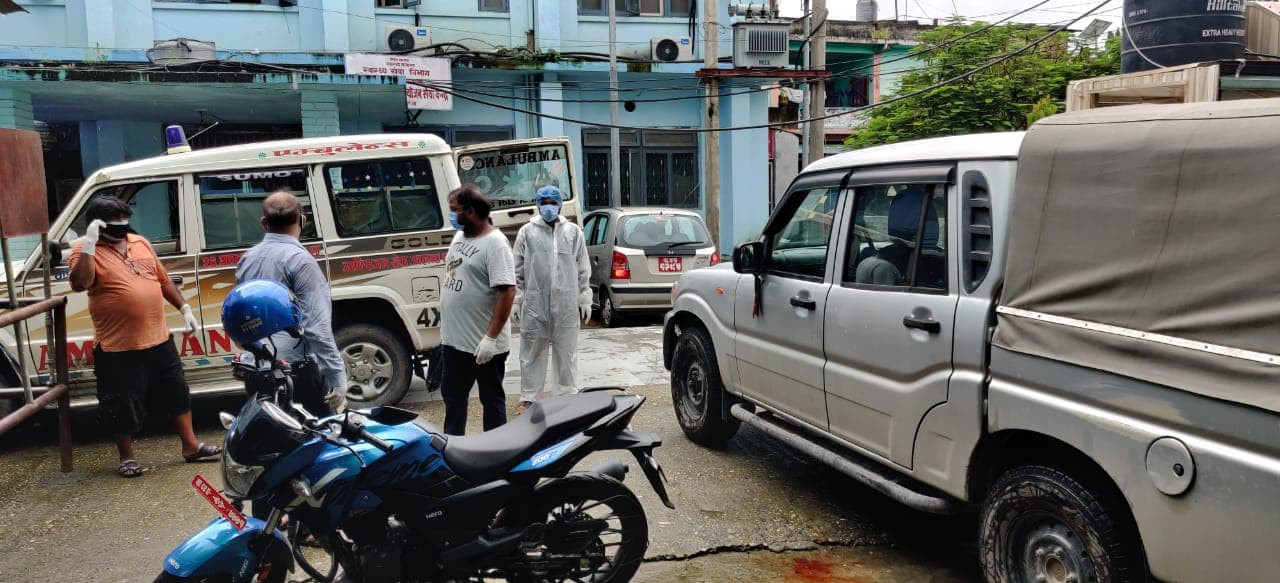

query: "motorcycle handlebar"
(360, 428), (393, 453)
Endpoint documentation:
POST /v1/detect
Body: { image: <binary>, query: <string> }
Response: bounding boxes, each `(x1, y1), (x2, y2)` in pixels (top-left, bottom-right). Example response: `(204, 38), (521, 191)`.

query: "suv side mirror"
(733, 242), (764, 275)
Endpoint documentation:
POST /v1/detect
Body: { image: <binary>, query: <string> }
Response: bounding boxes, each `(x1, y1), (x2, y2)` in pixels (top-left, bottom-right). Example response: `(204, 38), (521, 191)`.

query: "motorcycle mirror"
(219, 411), (236, 430)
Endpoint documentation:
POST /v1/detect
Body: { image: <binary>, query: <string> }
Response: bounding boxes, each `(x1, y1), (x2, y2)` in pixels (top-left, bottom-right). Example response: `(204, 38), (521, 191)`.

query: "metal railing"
(0, 296), (73, 472)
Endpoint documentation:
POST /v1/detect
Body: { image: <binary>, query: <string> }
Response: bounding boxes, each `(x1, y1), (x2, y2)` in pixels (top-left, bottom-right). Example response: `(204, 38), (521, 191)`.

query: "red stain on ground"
(789, 558), (869, 583)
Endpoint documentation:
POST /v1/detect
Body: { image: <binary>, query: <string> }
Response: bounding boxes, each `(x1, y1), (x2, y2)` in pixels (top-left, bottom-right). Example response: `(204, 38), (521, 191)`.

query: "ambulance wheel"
(336, 324), (410, 407)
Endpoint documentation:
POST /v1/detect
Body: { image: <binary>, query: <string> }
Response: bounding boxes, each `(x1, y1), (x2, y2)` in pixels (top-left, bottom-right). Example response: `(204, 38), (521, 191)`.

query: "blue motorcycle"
(155, 280), (673, 583)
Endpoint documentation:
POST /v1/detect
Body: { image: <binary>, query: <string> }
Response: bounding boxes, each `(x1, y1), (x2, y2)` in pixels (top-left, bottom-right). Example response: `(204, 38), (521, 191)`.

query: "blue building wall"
(0, 0), (771, 250)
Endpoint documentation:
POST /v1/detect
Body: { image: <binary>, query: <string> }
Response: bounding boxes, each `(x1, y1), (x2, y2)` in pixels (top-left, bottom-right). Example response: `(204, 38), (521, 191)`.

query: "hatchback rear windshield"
(618, 214), (710, 248)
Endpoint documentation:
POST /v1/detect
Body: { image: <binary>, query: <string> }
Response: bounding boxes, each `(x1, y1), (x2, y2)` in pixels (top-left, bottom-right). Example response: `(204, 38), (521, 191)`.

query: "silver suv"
(664, 99), (1280, 582)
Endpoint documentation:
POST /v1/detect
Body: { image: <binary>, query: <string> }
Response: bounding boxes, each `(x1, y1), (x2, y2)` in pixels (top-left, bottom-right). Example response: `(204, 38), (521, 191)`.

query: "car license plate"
(658, 257), (683, 273)
(193, 474), (247, 530)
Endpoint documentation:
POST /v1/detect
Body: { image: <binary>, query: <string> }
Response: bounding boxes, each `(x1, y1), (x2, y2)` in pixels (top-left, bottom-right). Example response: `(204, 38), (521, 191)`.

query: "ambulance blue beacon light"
(165, 125), (192, 155)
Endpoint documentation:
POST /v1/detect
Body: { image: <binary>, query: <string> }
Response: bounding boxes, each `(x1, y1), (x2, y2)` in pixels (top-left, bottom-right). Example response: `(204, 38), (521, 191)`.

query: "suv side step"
(730, 404), (964, 515)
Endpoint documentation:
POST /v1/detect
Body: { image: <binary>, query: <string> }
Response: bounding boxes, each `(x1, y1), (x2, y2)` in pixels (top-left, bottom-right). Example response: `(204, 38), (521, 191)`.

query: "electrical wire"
(404, 0), (1113, 134)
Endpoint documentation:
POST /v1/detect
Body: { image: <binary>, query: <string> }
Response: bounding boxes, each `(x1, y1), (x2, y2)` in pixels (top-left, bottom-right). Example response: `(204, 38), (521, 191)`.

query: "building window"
(583, 130), (699, 209)
(580, 0), (689, 16)
(175, 123), (301, 149)
(162, 1), (273, 4)
(478, 0), (508, 12)
(385, 125), (513, 147)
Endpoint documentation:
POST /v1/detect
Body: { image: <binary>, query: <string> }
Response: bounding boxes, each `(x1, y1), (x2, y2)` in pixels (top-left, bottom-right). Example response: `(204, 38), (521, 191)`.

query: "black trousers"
(439, 345), (508, 436)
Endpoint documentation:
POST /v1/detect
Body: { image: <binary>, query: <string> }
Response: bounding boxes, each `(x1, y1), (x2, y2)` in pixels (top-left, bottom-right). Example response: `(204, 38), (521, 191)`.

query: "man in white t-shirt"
(439, 185), (517, 435)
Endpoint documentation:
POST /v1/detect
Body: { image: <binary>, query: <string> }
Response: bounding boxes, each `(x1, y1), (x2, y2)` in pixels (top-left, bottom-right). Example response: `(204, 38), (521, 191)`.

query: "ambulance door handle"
(170, 275), (184, 285)
(509, 208), (535, 217)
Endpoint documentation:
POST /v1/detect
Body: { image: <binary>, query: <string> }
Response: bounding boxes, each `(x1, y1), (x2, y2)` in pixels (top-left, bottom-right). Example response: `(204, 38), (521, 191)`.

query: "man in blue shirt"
(235, 190), (346, 414)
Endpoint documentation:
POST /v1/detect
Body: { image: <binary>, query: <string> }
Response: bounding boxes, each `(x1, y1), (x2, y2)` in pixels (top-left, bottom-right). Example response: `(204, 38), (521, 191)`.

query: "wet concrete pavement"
(0, 325), (979, 582)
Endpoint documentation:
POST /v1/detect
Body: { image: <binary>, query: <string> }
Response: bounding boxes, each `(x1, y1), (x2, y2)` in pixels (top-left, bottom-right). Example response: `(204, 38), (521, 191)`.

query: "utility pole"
(807, 0), (827, 165)
(608, 0), (621, 208)
(703, 0), (721, 251)
(800, 0), (811, 168)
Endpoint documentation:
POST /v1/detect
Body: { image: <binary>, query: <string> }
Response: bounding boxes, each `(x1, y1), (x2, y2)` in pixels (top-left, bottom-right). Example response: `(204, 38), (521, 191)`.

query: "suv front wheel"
(670, 326), (739, 446)
(336, 323), (410, 407)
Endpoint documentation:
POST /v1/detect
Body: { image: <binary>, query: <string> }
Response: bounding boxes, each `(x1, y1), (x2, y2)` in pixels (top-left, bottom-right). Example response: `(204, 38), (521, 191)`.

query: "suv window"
(769, 188), (840, 279)
(846, 183), (947, 292)
(324, 158), (442, 237)
(198, 168), (318, 250)
(67, 180), (183, 255)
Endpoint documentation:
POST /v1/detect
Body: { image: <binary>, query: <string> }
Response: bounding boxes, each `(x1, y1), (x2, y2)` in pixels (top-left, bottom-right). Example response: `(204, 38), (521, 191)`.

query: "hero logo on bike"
(192, 474), (247, 531)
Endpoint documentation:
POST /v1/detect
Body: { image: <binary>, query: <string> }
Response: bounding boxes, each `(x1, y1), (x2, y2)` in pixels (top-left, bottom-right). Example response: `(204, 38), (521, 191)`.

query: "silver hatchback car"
(582, 207), (719, 327)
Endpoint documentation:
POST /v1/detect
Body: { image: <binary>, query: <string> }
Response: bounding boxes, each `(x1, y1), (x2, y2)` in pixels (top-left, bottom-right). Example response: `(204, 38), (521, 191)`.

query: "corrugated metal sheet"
(1248, 1), (1280, 55)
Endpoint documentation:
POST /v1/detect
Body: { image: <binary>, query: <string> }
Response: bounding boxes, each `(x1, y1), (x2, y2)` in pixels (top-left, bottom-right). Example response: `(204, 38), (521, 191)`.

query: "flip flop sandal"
(117, 460), (146, 478)
(183, 443), (223, 463)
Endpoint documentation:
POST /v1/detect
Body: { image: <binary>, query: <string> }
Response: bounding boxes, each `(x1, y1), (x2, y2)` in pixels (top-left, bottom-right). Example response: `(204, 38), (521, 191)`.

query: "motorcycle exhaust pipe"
(591, 460), (629, 482)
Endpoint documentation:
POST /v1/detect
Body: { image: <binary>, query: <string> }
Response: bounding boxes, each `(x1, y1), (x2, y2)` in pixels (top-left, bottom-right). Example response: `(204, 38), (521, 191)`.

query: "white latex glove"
(180, 304), (198, 334)
(474, 335), (499, 365)
(325, 389), (348, 413)
(578, 290), (593, 323)
(82, 219), (105, 255)
(511, 298), (522, 325)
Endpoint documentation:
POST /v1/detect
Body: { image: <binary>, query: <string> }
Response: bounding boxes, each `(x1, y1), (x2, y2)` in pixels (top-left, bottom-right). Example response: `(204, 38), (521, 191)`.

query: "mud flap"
(601, 429), (675, 510)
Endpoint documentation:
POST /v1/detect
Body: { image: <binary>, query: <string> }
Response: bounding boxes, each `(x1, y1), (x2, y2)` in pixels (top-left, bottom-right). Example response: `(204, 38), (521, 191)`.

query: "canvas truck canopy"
(993, 98), (1280, 413)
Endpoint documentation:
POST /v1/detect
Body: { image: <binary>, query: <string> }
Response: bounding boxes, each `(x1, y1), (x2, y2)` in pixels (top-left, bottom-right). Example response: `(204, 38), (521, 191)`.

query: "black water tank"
(1122, 0), (1247, 73)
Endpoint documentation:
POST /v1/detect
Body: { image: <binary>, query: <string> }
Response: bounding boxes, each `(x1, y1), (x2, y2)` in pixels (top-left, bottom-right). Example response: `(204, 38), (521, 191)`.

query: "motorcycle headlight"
(221, 454), (264, 500)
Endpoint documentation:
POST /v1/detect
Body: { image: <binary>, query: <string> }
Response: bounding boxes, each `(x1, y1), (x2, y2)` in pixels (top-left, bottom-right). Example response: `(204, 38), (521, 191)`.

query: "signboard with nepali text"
(344, 53), (452, 111)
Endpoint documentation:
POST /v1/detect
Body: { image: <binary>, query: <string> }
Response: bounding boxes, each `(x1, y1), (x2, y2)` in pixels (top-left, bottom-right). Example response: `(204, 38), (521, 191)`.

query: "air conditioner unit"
(651, 36), (694, 62)
(638, 0), (662, 16)
(384, 25), (431, 52)
(731, 21), (789, 69)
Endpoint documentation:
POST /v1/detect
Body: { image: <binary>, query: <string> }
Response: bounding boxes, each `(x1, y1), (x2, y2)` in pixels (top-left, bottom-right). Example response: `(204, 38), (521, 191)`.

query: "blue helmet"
(534, 185), (563, 206)
(221, 279), (301, 347)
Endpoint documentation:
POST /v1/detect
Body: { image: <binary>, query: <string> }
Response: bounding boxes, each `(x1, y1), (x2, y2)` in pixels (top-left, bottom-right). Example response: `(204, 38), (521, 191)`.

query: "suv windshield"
(618, 213), (709, 249)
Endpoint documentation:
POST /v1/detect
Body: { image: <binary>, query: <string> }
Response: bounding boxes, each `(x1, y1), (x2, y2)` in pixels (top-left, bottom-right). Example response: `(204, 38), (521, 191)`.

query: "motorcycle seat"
(443, 392), (617, 483)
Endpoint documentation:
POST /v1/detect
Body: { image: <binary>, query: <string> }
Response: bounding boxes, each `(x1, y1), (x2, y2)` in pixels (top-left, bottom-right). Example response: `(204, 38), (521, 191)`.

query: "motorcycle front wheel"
(502, 472), (649, 583)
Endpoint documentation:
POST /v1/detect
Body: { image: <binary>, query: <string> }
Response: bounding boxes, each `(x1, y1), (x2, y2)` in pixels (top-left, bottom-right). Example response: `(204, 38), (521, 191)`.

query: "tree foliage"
(844, 22), (1120, 149)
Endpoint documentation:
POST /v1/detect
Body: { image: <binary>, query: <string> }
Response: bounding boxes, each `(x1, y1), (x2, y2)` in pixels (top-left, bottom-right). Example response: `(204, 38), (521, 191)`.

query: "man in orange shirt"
(69, 196), (221, 478)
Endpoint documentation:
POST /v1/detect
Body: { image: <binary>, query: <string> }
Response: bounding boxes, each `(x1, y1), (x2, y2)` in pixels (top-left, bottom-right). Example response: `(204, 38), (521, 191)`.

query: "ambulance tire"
(335, 324), (411, 407)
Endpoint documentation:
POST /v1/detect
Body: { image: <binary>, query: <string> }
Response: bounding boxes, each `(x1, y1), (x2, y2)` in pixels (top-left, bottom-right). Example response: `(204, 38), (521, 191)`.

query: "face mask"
(539, 204), (561, 223)
(448, 211), (464, 231)
(103, 221), (130, 240)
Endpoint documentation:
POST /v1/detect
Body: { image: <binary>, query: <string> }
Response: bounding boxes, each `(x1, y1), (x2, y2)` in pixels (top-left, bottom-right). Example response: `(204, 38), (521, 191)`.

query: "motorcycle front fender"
(162, 516), (290, 581)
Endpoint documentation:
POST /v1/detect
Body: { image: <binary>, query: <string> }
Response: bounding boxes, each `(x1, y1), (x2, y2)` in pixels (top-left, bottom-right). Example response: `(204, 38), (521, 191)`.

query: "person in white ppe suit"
(512, 185), (592, 413)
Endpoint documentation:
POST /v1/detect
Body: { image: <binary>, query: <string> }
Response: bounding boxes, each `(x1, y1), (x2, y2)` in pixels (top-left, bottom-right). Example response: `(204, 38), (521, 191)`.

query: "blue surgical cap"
(535, 185), (563, 205)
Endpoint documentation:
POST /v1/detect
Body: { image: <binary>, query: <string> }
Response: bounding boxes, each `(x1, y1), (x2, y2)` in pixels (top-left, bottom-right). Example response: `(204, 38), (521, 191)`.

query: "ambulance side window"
(67, 180), (183, 255)
(323, 158), (442, 237)
(197, 168), (318, 250)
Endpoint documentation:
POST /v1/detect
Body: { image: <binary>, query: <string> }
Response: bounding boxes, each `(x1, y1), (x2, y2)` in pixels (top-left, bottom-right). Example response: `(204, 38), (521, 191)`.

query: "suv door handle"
(790, 296), (817, 311)
(170, 275), (184, 285)
(902, 316), (941, 334)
